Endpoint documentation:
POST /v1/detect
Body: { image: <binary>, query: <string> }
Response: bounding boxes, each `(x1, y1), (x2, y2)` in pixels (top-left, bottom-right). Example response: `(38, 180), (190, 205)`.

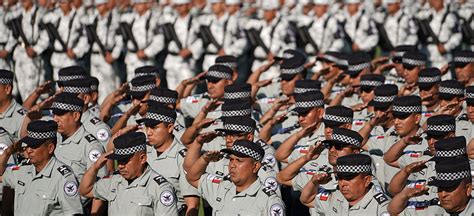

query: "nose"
(25, 147), (34, 155)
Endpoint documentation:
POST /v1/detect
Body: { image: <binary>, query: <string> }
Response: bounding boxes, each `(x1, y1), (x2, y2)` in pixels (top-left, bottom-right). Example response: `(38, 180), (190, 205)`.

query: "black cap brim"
(392, 111), (412, 119)
(20, 137), (48, 148)
(214, 128), (243, 135)
(141, 118), (164, 127)
(106, 152), (134, 162)
(51, 108), (71, 116)
(129, 91), (148, 100)
(205, 76), (222, 83)
(323, 120), (346, 128)
(428, 178), (463, 188)
(369, 100), (391, 110)
(403, 64), (417, 70)
(280, 73), (297, 81)
(454, 61), (469, 68)
(418, 82), (436, 90)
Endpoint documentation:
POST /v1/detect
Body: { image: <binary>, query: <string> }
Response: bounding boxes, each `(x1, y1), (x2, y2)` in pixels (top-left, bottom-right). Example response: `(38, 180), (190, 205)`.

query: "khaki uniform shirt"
(81, 109), (112, 147)
(0, 100), (27, 141)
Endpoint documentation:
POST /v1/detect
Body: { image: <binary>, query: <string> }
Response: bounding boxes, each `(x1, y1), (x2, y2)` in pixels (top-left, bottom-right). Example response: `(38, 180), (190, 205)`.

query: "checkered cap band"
(130, 83), (155, 92)
(373, 95), (396, 103)
(224, 91), (251, 100)
(207, 70), (232, 80)
(333, 133), (361, 147)
(149, 95), (177, 104)
(281, 65), (305, 75)
(224, 124), (254, 133)
(454, 56), (474, 63)
(58, 75), (86, 82)
(222, 109), (252, 117)
(232, 144), (262, 161)
(323, 54), (339, 63)
(324, 114), (352, 123)
(393, 51), (405, 57)
(437, 170), (470, 181)
(418, 76), (441, 83)
(294, 88), (319, 94)
(0, 78), (13, 85)
(283, 53), (294, 59)
(114, 144), (146, 155)
(360, 80), (383, 87)
(392, 105), (422, 113)
(348, 62), (371, 72)
(145, 112), (175, 123)
(63, 86), (90, 94)
(403, 58), (426, 66)
(216, 62), (237, 69)
(439, 86), (464, 96)
(51, 102), (82, 112)
(466, 92), (474, 99)
(336, 164), (371, 173)
(28, 130), (56, 139)
(427, 124), (455, 132)
(435, 148), (466, 158)
(295, 100), (324, 108)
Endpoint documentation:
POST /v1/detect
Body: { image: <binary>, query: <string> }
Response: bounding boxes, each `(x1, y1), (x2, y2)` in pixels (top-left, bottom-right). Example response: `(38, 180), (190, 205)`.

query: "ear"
(414, 113), (422, 125)
(226, 79), (234, 86)
(364, 175), (372, 187)
(167, 123), (174, 134)
(83, 94), (91, 104)
(5, 84), (12, 95)
(140, 153), (147, 164)
(232, 72), (238, 81)
(73, 111), (82, 122)
(343, 123), (352, 129)
(466, 182), (472, 196)
(246, 133), (254, 141)
(48, 142), (55, 154)
(317, 107), (325, 119)
(155, 78), (161, 87)
(253, 161), (262, 174)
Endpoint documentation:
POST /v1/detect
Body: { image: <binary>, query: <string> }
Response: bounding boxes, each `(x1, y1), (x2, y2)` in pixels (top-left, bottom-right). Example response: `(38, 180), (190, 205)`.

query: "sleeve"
(111, 22), (124, 60)
(198, 173), (220, 203)
(85, 139), (107, 177)
(154, 183), (179, 216)
(266, 194), (286, 216)
(356, 17), (379, 51)
(2, 167), (16, 189)
(32, 28), (50, 56)
(92, 177), (113, 201)
(404, 16), (419, 45)
(143, 18), (165, 57)
(328, 18), (345, 52)
(178, 154), (200, 197)
(58, 173), (84, 215)
(443, 14), (462, 51)
(291, 172), (310, 192)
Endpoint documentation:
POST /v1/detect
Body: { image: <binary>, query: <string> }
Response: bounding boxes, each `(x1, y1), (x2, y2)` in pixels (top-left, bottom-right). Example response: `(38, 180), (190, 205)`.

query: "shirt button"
(232, 198), (235, 201)
(42, 195), (46, 198)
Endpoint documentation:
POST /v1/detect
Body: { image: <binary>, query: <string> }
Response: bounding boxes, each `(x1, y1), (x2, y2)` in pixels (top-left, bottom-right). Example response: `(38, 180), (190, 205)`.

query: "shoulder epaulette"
(262, 186), (276, 196)
(57, 165), (72, 176)
(178, 149), (187, 157)
(85, 134), (97, 142)
(90, 117), (101, 125)
(373, 192), (389, 204)
(17, 108), (27, 115)
(153, 175), (168, 185)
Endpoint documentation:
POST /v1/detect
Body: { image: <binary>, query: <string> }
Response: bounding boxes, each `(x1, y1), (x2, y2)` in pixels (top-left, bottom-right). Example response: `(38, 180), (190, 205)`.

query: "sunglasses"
(325, 142), (352, 150)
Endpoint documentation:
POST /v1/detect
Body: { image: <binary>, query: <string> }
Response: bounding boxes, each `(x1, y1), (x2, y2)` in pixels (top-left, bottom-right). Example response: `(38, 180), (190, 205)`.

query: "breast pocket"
(60, 150), (86, 174)
(35, 189), (57, 215)
(130, 196), (154, 216)
(237, 209), (261, 216)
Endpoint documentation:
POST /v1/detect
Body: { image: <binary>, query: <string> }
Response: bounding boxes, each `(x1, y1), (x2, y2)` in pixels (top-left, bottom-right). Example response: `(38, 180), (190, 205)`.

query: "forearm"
(328, 93), (344, 106)
(180, 125), (201, 146)
(277, 156), (308, 186)
(247, 70), (262, 85)
(259, 122), (275, 143)
(275, 132), (303, 162)
(22, 91), (41, 110)
(321, 81), (335, 100)
(186, 155), (209, 188)
(183, 142), (202, 172)
(387, 192), (410, 215)
(383, 139), (408, 168)
(259, 108), (278, 126)
(300, 181), (319, 208)
(359, 123), (375, 149)
(99, 100), (114, 122)
(79, 166), (100, 198)
(111, 113), (131, 135)
(388, 169), (410, 196)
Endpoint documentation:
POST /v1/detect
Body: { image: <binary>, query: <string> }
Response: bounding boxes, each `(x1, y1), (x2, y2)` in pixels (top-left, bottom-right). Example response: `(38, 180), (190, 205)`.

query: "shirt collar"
(349, 185), (376, 210)
(225, 178), (261, 198)
(62, 126), (85, 145)
(156, 138), (180, 159)
(0, 100), (18, 119)
(120, 166), (152, 188)
(29, 156), (57, 179)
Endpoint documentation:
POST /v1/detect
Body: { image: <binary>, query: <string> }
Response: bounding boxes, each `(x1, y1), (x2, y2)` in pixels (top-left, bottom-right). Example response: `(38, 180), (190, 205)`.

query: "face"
(438, 180), (472, 212)
(117, 152), (147, 180)
(328, 143), (358, 165)
(420, 85), (439, 107)
(225, 133), (253, 149)
(323, 63), (338, 80)
(263, 9), (276, 23)
(468, 105), (474, 123)
(97, 3), (108, 14)
(280, 75), (301, 96)
(21, 0), (33, 8)
(174, 3), (190, 15)
(386, 2), (400, 14)
(72, 0), (81, 7)
(133, 2), (149, 14)
(346, 3), (360, 15)
(455, 64), (473, 85)
(228, 154), (260, 185)
(211, 2), (224, 14)
(132, 93), (150, 116)
(53, 112), (80, 135)
(403, 67), (420, 84)
(360, 89), (375, 104)
(0, 84), (12, 102)
(146, 123), (173, 149)
(324, 123), (351, 140)
(338, 174), (371, 203)
(301, 3), (313, 14)
(26, 142), (54, 166)
(59, 1), (71, 12)
(394, 114), (420, 137)
(207, 79), (230, 99)
(226, 4), (240, 14)
(429, 0), (443, 10)
(298, 108), (322, 128)
(313, 4), (327, 17)
(439, 97), (462, 113)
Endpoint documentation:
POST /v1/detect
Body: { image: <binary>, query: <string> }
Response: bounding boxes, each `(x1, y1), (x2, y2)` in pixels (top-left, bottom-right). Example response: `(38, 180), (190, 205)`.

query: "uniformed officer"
(453, 50), (474, 86)
(399, 51), (427, 97)
(352, 74), (385, 130)
(120, 0), (162, 81)
(338, 0), (379, 53)
(0, 69), (27, 141)
(1, 120), (83, 215)
(111, 74), (156, 133)
(159, 0), (200, 90)
(46, 0), (85, 80)
(418, 67), (441, 117)
(383, 45), (416, 87)
(311, 154), (390, 215)
(186, 139), (286, 215)
(79, 132), (179, 215)
(50, 93), (107, 181)
(142, 105), (200, 215)
(88, 76), (100, 117)
(246, 0), (296, 80)
(134, 65), (162, 87)
(0, 127), (16, 203)
(465, 86), (474, 142)
(83, 0), (123, 104)
(388, 158), (473, 215)
(4, 0), (49, 99)
(61, 79), (112, 148)
(0, 3), (13, 70)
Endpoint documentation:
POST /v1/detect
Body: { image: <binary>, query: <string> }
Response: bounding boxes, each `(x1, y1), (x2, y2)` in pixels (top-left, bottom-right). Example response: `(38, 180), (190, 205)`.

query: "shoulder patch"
(57, 165), (72, 176)
(256, 139), (268, 147)
(85, 134), (97, 142)
(262, 186), (276, 196)
(373, 192), (389, 204)
(178, 149), (187, 157)
(269, 203), (284, 216)
(90, 117), (101, 125)
(264, 177), (278, 192)
(160, 190), (175, 206)
(64, 181), (78, 197)
(154, 175), (168, 185)
(17, 108), (27, 115)
(96, 129), (110, 142)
